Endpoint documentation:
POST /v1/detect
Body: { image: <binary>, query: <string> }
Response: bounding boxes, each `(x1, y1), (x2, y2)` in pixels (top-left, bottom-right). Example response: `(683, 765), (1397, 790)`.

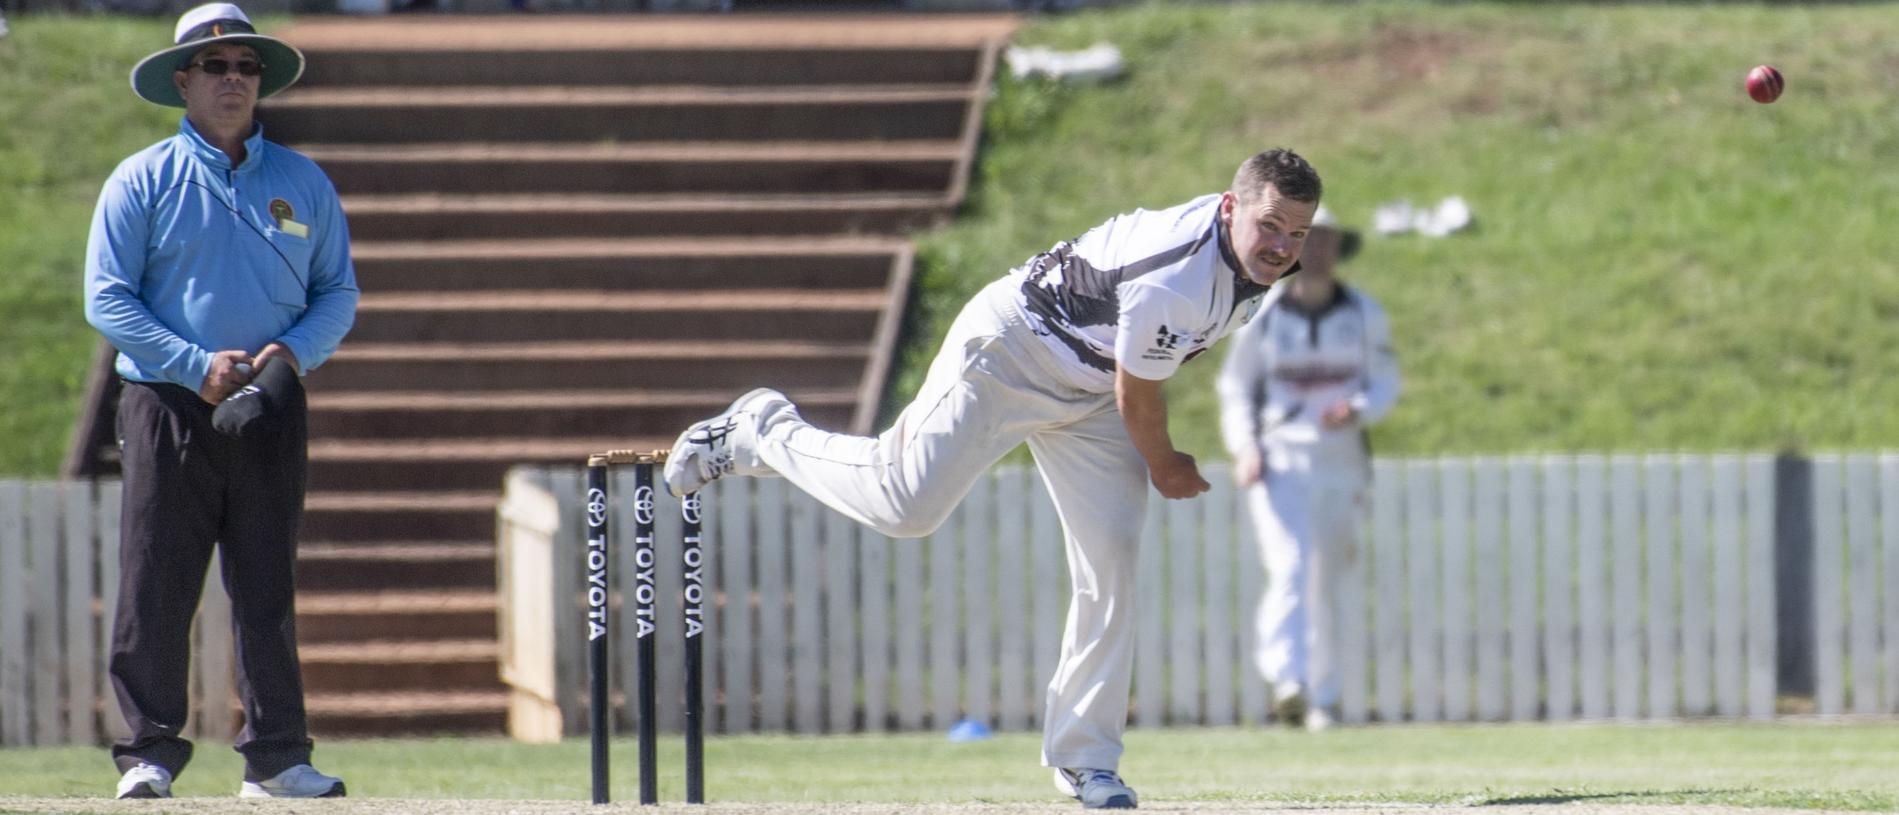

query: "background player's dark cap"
(1313, 206), (1361, 261)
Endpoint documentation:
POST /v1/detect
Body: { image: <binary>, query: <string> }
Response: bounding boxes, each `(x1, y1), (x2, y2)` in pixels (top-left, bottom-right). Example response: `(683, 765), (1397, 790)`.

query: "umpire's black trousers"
(109, 380), (313, 782)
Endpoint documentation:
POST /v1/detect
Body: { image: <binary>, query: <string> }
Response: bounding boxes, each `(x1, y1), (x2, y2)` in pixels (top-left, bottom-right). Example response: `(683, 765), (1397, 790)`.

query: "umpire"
(83, 3), (357, 799)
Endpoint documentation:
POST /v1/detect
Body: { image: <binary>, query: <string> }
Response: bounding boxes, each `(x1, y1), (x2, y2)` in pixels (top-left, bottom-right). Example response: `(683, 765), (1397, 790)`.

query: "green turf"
(3, 722), (1898, 807)
(7, 3), (1899, 476)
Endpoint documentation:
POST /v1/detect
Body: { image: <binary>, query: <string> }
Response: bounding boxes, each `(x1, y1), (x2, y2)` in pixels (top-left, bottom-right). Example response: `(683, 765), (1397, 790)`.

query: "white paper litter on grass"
(1415, 196), (1471, 237)
(1005, 43), (1126, 83)
(1372, 196), (1473, 237)
(1373, 200), (1416, 236)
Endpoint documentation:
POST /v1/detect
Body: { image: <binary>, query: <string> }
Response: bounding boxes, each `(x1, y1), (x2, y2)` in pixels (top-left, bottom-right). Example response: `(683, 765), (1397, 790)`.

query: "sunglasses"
(187, 58), (265, 77)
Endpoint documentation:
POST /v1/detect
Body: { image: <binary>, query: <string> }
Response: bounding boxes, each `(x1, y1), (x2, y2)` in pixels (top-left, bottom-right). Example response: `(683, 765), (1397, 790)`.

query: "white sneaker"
(1054, 767), (1138, 809)
(1272, 683), (1307, 726)
(239, 764), (346, 798)
(1304, 707), (1335, 732)
(663, 388), (792, 497)
(116, 762), (173, 799)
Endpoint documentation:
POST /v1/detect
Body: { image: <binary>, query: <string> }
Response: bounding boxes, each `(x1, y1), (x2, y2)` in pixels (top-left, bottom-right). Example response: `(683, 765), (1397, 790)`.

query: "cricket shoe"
(664, 388), (794, 497)
(239, 764), (346, 798)
(1305, 707), (1335, 732)
(1054, 767), (1138, 809)
(1272, 683), (1307, 727)
(116, 762), (173, 799)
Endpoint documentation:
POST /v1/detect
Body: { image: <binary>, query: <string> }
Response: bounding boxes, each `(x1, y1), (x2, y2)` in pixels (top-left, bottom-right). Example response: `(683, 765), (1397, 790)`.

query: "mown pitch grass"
(3, 722), (1898, 809)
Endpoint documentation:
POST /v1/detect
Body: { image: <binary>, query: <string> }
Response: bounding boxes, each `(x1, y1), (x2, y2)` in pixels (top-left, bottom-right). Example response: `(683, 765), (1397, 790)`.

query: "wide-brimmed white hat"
(131, 3), (303, 108)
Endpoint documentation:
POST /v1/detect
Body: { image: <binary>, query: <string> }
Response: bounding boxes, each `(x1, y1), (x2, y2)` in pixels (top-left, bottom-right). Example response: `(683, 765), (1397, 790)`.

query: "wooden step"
(305, 451), (648, 496)
(302, 491), (498, 541)
(302, 639), (503, 694)
(306, 490), (498, 511)
(311, 342), (870, 394)
(306, 140), (959, 195)
(305, 690), (508, 736)
(259, 85), (973, 144)
(277, 84), (971, 105)
(310, 140), (960, 161)
(298, 542), (495, 591)
(311, 437), (672, 466)
(307, 388), (857, 441)
(345, 289), (888, 343)
(305, 436), (673, 497)
(297, 589), (498, 643)
(340, 192), (944, 241)
(296, 45), (985, 89)
(351, 235), (904, 285)
(279, 14), (1019, 45)
(307, 457), (506, 494)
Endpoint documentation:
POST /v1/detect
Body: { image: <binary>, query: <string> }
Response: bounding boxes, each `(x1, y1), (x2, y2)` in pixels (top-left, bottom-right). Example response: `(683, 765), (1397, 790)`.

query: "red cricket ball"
(1746, 64), (1784, 104)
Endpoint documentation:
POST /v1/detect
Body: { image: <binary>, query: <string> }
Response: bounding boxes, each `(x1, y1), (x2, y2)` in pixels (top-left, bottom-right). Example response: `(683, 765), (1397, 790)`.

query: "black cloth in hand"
(211, 357), (303, 438)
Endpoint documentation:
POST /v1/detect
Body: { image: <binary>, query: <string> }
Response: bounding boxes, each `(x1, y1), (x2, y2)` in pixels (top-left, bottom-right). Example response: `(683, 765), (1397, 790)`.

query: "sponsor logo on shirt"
(1145, 323), (1215, 362)
(1143, 324), (1191, 361)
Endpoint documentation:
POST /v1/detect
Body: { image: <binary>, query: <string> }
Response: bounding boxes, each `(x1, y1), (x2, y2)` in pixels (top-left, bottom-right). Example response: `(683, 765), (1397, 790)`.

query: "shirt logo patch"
(1143, 324), (1192, 361)
(269, 198), (309, 238)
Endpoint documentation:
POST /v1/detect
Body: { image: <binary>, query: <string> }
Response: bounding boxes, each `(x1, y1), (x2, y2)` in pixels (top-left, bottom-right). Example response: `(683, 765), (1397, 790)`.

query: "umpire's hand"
(199, 349), (255, 405)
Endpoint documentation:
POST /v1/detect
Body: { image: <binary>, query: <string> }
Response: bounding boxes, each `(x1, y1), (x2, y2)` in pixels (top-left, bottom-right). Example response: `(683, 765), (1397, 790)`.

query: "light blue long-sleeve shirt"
(85, 117), (358, 390)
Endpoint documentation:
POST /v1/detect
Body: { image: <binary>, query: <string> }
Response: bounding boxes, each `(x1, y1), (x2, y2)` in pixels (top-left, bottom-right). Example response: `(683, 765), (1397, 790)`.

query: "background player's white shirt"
(1216, 282), (1400, 460)
(1005, 194), (1273, 394)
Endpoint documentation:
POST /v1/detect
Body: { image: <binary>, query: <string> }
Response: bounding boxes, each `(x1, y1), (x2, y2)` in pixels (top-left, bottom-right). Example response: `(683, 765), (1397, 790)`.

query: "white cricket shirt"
(1004, 194), (1276, 394)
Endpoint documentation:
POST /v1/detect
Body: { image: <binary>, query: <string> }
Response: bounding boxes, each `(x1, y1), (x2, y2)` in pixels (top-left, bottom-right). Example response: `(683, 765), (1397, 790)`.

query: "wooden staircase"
(66, 13), (1015, 736)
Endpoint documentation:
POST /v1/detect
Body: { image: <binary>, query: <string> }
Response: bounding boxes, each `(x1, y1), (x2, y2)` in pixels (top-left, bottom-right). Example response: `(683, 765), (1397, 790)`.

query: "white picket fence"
(497, 452), (1899, 737)
(0, 479), (236, 748)
(12, 453), (1899, 746)
(1346, 454), (1778, 724)
(1811, 453), (1899, 715)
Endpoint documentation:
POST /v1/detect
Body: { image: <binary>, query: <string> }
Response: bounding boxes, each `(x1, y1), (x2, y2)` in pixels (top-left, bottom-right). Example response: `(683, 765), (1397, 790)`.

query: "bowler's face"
(1221, 183), (1319, 286)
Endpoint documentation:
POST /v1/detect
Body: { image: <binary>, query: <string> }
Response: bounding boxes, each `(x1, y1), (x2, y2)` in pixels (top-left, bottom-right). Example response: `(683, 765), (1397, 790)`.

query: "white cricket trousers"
(1246, 456), (1364, 710)
(745, 278), (1149, 771)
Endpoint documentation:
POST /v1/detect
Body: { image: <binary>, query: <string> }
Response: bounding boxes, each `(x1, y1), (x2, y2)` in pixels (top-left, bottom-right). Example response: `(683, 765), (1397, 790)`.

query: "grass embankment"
(909, 2), (1899, 461)
(5, 5), (1899, 475)
(0, 18), (181, 475)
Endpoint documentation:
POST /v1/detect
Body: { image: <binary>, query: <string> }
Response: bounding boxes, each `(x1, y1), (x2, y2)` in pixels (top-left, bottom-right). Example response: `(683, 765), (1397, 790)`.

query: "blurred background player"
(1215, 208), (1397, 732)
(666, 150), (1324, 809)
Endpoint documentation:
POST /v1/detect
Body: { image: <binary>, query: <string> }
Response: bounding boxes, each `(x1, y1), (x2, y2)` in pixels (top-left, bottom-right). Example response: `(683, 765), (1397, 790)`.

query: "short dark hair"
(1232, 148), (1322, 205)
